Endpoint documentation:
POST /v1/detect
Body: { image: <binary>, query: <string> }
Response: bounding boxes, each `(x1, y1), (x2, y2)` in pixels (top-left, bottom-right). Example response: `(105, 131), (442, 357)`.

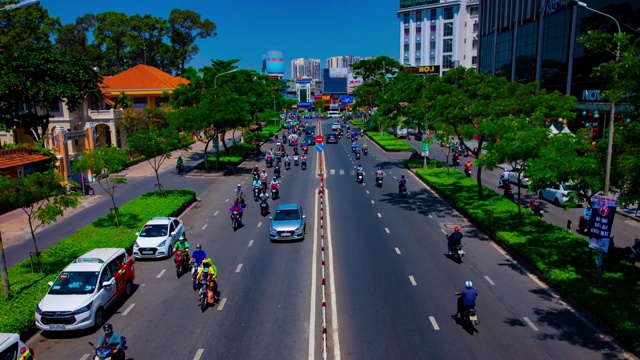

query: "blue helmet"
(465, 281), (473, 289)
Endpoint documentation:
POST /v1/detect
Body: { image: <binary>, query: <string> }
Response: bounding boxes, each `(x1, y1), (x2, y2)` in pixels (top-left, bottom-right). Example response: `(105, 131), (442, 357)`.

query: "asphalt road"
(28, 123), (325, 359)
(322, 121), (625, 359)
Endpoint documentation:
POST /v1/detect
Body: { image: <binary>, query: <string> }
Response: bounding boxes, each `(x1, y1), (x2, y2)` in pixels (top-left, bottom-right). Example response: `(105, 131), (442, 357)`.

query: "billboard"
(264, 49), (285, 75)
(347, 73), (363, 94)
(296, 77), (311, 84)
(329, 68), (348, 78)
(314, 94), (323, 100)
(404, 65), (441, 76)
(340, 96), (354, 105)
(322, 95), (331, 101)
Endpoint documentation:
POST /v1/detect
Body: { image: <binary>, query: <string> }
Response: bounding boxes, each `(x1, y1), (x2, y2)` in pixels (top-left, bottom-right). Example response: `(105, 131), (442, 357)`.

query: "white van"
(0, 333), (34, 359)
(396, 125), (408, 139)
(327, 111), (341, 118)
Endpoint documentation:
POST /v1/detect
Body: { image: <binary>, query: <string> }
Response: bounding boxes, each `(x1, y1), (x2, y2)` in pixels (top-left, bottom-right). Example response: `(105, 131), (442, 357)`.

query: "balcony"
(87, 109), (123, 122)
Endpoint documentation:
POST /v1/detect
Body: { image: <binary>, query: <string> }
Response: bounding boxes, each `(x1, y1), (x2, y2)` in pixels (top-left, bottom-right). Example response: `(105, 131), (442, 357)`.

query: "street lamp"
(214, 68), (238, 90)
(563, 0), (621, 196)
(0, 0), (39, 11)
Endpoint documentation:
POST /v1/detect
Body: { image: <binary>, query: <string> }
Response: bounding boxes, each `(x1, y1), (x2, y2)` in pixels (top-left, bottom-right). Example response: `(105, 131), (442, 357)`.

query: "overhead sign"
(315, 135), (324, 144)
(296, 77), (311, 84)
(322, 95), (331, 101)
(316, 144), (324, 152)
(404, 65), (441, 76)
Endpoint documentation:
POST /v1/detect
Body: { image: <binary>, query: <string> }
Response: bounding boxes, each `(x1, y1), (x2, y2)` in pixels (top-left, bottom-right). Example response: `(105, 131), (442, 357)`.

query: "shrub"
(349, 119), (366, 127)
(0, 190), (196, 337)
(414, 167), (640, 354)
(365, 131), (413, 152)
(194, 143), (253, 170)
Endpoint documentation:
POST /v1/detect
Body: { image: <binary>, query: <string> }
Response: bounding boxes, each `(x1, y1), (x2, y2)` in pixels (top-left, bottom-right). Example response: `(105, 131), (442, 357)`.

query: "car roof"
(63, 248), (125, 272)
(275, 203), (301, 211)
(0, 333), (20, 350)
(144, 217), (176, 225)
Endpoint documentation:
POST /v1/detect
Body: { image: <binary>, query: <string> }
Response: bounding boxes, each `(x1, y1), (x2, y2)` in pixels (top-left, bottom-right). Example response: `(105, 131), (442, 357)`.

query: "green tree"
(0, 4), (60, 48)
(92, 11), (130, 74)
(352, 56), (403, 130)
(127, 14), (172, 72)
(73, 147), (128, 227)
(314, 99), (324, 112)
(54, 14), (96, 57)
(0, 171), (79, 273)
(167, 9), (216, 74)
(126, 125), (191, 194)
(0, 43), (102, 142)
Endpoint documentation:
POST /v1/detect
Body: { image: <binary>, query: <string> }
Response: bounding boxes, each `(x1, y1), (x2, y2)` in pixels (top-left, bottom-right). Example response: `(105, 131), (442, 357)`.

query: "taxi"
(0, 333), (34, 360)
(35, 248), (135, 331)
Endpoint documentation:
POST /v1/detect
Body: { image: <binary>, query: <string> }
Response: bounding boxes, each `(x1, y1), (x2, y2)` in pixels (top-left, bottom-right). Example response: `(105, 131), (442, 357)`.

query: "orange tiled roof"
(102, 64), (189, 93)
(0, 148), (51, 169)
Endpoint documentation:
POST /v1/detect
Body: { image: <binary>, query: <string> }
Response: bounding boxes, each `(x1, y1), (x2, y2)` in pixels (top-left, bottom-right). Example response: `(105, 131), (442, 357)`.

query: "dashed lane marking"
(429, 215), (433, 218)
(80, 354), (90, 360)
(339, 170), (345, 175)
(330, 169), (335, 175)
(441, 229), (447, 234)
(385, 227), (390, 234)
(257, 221), (262, 228)
(156, 269), (166, 279)
(377, 213), (382, 218)
(193, 348), (204, 360)
(409, 276), (417, 286)
(121, 303), (135, 316)
(235, 264), (243, 273)
(225, 198), (229, 203)
(395, 247), (401, 255)
(366, 190), (369, 194)
(217, 298), (227, 311)
(523, 317), (539, 331)
(214, 211), (219, 216)
(429, 316), (440, 330)
(202, 224), (207, 230)
(248, 240), (254, 247)
(484, 275), (496, 286)
(371, 200), (375, 204)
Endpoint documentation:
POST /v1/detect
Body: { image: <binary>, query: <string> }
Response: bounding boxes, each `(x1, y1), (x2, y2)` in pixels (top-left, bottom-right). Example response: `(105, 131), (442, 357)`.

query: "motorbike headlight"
(72, 301), (93, 315)
(157, 240), (166, 247)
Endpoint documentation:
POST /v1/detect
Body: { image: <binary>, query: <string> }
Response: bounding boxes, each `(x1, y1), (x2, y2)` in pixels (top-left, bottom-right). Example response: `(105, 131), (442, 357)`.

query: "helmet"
(179, 234), (186, 241)
(454, 226), (460, 232)
(103, 323), (113, 331)
(273, 176), (276, 180)
(401, 175), (405, 179)
(237, 184), (241, 188)
(377, 167), (381, 170)
(465, 281), (473, 289)
(263, 169), (266, 172)
(234, 199), (239, 204)
(196, 244), (201, 250)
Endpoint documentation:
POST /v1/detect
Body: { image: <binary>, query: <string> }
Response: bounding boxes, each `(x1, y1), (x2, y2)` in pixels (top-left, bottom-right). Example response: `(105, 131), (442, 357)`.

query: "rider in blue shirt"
(457, 281), (478, 318)
(97, 323), (123, 352)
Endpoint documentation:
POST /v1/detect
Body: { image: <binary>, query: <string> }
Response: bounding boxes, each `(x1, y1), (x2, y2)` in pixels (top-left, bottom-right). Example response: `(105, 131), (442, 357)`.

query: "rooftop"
(0, 147), (51, 170)
(102, 64), (189, 93)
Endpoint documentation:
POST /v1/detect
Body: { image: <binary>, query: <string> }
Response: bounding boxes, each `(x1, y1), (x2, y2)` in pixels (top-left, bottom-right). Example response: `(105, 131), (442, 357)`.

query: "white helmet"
(465, 281), (473, 289)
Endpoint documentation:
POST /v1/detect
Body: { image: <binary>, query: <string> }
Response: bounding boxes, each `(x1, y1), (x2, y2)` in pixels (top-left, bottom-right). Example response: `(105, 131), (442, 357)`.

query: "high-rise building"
(325, 55), (364, 73)
(397, 0), (479, 74)
(291, 58), (321, 80)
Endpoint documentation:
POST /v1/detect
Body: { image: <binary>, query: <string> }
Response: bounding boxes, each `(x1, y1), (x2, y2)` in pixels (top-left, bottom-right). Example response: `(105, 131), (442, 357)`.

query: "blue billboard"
(340, 95), (354, 105)
(265, 49), (285, 75)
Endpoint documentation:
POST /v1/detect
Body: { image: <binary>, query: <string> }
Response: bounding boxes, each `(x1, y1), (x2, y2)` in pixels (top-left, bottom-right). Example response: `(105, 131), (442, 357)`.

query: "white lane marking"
(377, 213), (382, 218)
(257, 221), (262, 228)
(235, 264), (243, 273)
(429, 214), (433, 218)
(309, 186), (319, 360)
(395, 247), (401, 255)
(248, 240), (254, 247)
(523, 317), (539, 331)
(371, 200), (375, 204)
(366, 190), (369, 194)
(330, 169), (335, 175)
(202, 224), (207, 230)
(339, 169), (345, 175)
(80, 354), (90, 360)
(440, 229), (447, 234)
(409, 276), (417, 286)
(385, 227), (390, 234)
(121, 303), (135, 316)
(156, 269), (166, 278)
(429, 316), (440, 330)
(217, 297), (227, 311)
(193, 348), (204, 360)
(324, 187), (342, 359)
(214, 211), (219, 216)
(225, 198), (229, 203)
(484, 275), (496, 286)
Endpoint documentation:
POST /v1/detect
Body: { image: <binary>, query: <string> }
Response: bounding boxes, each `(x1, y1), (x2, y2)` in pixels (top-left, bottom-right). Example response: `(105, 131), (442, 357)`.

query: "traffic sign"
(315, 135), (324, 144)
(316, 144), (324, 153)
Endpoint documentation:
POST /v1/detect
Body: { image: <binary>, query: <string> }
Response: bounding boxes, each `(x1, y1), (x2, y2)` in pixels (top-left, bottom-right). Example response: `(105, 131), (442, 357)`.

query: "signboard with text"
(588, 195), (617, 253)
(264, 49), (285, 75)
(404, 65), (441, 76)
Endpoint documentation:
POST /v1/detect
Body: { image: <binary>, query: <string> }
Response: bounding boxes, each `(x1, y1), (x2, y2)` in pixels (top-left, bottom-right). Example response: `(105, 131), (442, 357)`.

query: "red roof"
(0, 148), (51, 169)
(102, 64), (189, 92)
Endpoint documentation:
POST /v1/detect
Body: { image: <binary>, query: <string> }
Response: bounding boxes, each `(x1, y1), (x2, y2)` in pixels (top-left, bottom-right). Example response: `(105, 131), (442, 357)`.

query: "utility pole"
(0, 231), (10, 299)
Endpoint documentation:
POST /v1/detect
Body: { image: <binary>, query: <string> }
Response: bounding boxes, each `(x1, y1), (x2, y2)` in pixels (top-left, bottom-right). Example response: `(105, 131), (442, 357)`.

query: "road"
(25, 118), (630, 359)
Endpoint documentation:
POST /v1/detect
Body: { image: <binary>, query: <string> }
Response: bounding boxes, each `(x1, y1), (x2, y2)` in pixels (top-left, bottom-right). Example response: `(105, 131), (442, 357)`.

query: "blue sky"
(40, 0), (400, 77)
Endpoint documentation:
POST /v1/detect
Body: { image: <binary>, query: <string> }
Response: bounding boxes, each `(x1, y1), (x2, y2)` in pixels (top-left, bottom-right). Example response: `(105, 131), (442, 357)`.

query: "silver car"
(269, 204), (306, 242)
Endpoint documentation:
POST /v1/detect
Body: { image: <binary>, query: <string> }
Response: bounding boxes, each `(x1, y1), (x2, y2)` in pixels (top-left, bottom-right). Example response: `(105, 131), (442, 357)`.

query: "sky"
(40, 0), (400, 77)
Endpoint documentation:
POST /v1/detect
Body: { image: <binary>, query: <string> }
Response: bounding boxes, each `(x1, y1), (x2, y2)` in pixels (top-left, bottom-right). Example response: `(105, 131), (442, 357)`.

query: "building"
(322, 68), (348, 95)
(477, 0), (639, 113)
(326, 55), (363, 73)
(397, 0), (479, 73)
(291, 58), (321, 81)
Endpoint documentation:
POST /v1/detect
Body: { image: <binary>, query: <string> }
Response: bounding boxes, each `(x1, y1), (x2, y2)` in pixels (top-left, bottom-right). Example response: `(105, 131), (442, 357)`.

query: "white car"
(0, 333), (34, 359)
(331, 123), (341, 131)
(540, 183), (584, 206)
(133, 217), (185, 259)
(35, 248), (135, 332)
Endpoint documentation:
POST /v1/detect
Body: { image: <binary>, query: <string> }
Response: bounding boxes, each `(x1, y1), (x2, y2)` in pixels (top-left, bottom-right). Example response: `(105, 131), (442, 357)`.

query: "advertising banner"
(329, 104), (339, 110)
(296, 77), (311, 84)
(403, 65), (441, 76)
(340, 95), (354, 105)
(347, 73), (363, 94)
(329, 68), (348, 78)
(298, 102), (312, 107)
(588, 195), (617, 253)
(322, 95), (331, 101)
(265, 49), (285, 75)
(314, 94), (323, 100)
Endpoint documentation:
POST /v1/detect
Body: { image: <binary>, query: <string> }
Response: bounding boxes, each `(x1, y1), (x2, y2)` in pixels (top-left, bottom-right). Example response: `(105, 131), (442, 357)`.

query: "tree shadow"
(378, 188), (461, 219)
(92, 212), (142, 230)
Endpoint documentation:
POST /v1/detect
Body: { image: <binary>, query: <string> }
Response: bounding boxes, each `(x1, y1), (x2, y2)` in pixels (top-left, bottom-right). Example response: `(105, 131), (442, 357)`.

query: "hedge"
(364, 131), (414, 152)
(414, 167), (640, 354)
(194, 142), (253, 170)
(0, 189), (196, 338)
(349, 119), (366, 127)
(256, 125), (281, 143)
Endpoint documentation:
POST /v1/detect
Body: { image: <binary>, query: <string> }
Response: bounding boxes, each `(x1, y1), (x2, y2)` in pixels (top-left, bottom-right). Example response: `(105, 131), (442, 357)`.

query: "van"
(396, 126), (408, 139)
(327, 111), (341, 118)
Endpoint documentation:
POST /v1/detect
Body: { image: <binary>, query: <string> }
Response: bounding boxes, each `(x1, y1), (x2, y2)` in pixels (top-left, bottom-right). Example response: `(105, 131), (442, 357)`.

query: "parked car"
(508, 167), (529, 187)
(326, 133), (339, 144)
(35, 248), (135, 332)
(0, 333), (35, 359)
(540, 183), (584, 206)
(269, 204), (306, 242)
(133, 217), (185, 259)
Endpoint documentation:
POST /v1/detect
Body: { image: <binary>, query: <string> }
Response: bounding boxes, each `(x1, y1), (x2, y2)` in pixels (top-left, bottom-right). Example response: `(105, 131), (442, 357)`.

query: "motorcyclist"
(301, 153), (307, 163)
(375, 167), (383, 179)
(452, 151), (460, 166)
(176, 155), (183, 168)
(173, 234), (190, 260)
(398, 175), (407, 189)
(224, 160), (234, 176)
(456, 281), (478, 319)
(235, 184), (246, 206)
(464, 160), (472, 173)
(260, 169), (268, 182)
(447, 226), (463, 255)
(363, 142), (368, 151)
(266, 151), (273, 164)
(356, 164), (364, 175)
(270, 176), (279, 191)
(197, 258), (218, 302)
(259, 188), (270, 210)
(96, 323), (124, 358)
(252, 177), (262, 192)
(284, 154), (291, 168)
(252, 165), (260, 178)
(230, 199), (243, 221)
(189, 244), (207, 277)
(351, 140), (357, 151)
(499, 168), (509, 187)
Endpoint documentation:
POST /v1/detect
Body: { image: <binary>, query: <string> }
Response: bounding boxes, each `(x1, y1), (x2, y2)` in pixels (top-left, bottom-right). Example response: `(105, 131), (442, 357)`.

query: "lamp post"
(0, 0), (39, 11)
(564, 0), (620, 196)
(213, 68), (238, 170)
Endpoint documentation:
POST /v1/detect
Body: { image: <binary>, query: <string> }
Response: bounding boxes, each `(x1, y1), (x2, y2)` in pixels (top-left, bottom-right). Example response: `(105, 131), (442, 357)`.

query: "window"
(443, 55), (453, 68)
(472, 56), (477, 65)
(133, 97), (148, 109)
(415, 11), (422, 21)
(430, 24), (436, 35)
(49, 101), (60, 113)
(444, 7), (454, 20)
(473, 22), (478, 33)
(430, 40), (436, 51)
(472, 38), (478, 49)
(404, 13), (410, 23)
(415, 58), (421, 65)
(416, 43), (421, 51)
(404, 44), (409, 51)
(469, 6), (479, 16)
(430, 9), (437, 20)
(443, 38), (453, 53)
(444, 22), (453, 37)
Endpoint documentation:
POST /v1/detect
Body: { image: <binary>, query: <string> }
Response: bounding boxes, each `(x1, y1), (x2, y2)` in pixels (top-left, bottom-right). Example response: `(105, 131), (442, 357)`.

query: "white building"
(291, 58), (321, 81)
(325, 55), (364, 73)
(397, 0), (479, 74)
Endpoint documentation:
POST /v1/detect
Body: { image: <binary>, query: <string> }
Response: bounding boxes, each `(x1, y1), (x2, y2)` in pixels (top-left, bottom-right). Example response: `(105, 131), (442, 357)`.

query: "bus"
(327, 111), (341, 118)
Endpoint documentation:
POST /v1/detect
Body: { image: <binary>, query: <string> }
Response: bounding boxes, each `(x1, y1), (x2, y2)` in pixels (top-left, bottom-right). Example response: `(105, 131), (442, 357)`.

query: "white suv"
(133, 217), (185, 259)
(331, 123), (341, 131)
(35, 248), (135, 331)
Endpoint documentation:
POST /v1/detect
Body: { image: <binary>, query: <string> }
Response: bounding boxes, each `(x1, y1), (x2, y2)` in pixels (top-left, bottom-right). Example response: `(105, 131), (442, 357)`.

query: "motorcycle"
(223, 165), (234, 176)
(355, 152), (361, 160)
(285, 160), (291, 170)
(529, 199), (544, 217)
(89, 337), (127, 360)
(503, 185), (514, 201)
(578, 216), (590, 233)
(260, 199), (269, 216)
(231, 211), (242, 231)
(173, 250), (189, 278)
(455, 291), (478, 330)
(363, 147), (368, 155)
(266, 158), (273, 168)
(301, 160), (307, 170)
(302, 146), (308, 154)
(274, 165), (281, 178)
(293, 155), (300, 166)
(452, 157), (460, 167)
(253, 186), (260, 201)
(71, 183), (95, 195)
(176, 163), (184, 175)
(352, 145), (356, 153)
(191, 262), (202, 290)
(399, 183), (408, 198)
(376, 176), (383, 188)
(199, 278), (216, 312)
(271, 185), (279, 200)
(464, 167), (471, 177)
(356, 171), (364, 183)
(450, 244), (465, 263)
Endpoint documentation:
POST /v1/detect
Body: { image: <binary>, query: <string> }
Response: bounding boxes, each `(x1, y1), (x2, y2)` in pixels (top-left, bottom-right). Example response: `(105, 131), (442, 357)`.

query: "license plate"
(469, 314), (478, 321)
(50, 324), (66, 329)
(141, 251), (153, 255)
(281, 232), (291, 237)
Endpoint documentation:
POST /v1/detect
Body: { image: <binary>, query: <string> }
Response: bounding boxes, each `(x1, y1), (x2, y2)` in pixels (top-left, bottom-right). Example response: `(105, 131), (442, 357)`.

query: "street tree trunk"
(27, 213), (42, 273)
(0, 231), (10, 298)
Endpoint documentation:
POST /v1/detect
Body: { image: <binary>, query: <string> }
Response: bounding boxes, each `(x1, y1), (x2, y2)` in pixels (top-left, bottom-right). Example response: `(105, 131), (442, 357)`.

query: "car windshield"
(139, 224), (168, 237)
(49, 271), (100, 295)
(273, 209), (300, 221)
(563, 184), (573, 191)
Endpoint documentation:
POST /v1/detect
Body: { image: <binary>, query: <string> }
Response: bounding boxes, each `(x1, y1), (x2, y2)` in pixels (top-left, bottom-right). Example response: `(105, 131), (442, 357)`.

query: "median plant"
(365, 131), (414, 152)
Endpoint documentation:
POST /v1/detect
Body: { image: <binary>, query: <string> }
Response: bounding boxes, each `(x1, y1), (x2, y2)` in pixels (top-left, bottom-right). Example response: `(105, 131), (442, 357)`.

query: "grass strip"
(364, 131), (414, 152)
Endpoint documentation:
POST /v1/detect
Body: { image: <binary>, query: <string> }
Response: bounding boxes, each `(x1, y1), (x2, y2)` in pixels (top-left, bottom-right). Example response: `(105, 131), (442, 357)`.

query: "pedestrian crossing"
(327, 169), (372, 175)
